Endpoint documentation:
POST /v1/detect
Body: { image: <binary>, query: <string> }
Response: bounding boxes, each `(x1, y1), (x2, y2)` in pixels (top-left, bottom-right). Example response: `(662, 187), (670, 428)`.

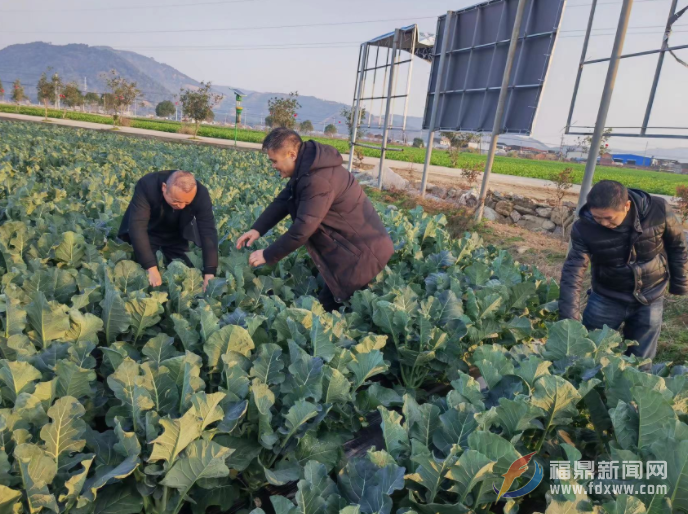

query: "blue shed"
(612, 154), (652, 167)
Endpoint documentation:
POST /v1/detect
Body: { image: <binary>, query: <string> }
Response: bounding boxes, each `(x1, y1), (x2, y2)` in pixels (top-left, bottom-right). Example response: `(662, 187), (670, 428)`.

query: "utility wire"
(0, 0), (668, 14)
(98, 22), (688, 50)
(0, 0), (261, 13)
(0, 15), (439, 34)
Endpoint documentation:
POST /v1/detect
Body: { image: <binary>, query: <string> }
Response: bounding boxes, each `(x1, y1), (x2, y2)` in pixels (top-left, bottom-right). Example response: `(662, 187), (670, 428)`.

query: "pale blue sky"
(1, 0), (687, 152)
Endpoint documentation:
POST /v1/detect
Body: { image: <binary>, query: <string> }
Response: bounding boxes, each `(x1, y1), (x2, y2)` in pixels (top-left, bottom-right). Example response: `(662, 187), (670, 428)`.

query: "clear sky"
(1, 0), (687, 153)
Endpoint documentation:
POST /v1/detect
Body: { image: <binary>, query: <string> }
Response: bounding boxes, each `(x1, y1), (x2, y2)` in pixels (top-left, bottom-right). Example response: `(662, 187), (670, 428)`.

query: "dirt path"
(389, 164), (581, 203)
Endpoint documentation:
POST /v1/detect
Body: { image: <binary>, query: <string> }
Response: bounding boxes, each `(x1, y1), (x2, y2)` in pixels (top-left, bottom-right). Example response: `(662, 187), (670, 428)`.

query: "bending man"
(559, 180), (687, 359)
(237, 128), (394, 311)
(119, 170), (219, 290)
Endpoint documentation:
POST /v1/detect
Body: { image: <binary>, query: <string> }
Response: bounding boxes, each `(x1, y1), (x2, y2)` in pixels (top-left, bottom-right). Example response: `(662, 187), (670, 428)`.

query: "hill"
(0, 42), (172, 103)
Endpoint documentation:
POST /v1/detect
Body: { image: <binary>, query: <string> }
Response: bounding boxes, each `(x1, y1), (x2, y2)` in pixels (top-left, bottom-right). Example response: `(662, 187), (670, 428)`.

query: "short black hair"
(262, 128), (302, 153)
(587, 180), (629, 210)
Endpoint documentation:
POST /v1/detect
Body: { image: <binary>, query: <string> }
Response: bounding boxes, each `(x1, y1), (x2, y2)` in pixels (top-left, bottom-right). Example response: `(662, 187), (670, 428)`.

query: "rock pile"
(352, 171), (577, 237)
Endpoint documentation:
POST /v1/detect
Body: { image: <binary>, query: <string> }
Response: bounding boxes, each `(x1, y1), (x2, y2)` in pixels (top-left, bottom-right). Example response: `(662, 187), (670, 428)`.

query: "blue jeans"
(582, 291), (664, 360)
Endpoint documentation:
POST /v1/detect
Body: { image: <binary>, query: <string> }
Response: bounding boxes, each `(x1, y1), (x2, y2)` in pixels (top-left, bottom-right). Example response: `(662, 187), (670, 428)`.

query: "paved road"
(0, 111), (677, 204)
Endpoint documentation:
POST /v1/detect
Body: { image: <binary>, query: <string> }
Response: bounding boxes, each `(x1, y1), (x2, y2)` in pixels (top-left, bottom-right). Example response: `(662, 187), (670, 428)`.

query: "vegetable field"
(0, 121), (687, 514)
(2, 103), (688, 196)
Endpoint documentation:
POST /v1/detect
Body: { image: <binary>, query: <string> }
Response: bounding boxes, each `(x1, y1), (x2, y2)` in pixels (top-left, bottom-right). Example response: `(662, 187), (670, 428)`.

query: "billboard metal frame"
(347, 25), (434, 187)
(566, 0), (688, 139)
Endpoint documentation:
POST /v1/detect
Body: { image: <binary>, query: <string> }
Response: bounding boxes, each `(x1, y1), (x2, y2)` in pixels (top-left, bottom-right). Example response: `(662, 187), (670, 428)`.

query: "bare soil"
(478, 222), (569, 279)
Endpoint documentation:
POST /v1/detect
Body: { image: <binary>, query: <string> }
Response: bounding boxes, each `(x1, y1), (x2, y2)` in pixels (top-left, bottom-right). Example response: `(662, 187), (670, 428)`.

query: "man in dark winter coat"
(559, 180), (688, 359)
(118, 170), (219, 290)
(237, 128), (394, 312)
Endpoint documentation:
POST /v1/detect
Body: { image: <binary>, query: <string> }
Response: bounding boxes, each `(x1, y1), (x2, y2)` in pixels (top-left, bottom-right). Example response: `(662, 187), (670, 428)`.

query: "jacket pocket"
(328, 229), (362, 257)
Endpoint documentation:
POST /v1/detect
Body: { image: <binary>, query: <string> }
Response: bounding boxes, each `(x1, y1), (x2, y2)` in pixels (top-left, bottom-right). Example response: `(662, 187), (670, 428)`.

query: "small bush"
(676, 184), (688, 220)
(460, 161), (481, 189)
(353, 148), (365, 169)
(550, 167), (575, 208)
(179, 123), (196, 135)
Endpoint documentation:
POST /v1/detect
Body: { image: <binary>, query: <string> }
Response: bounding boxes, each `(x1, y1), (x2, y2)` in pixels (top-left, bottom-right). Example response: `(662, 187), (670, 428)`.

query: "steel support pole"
(475, 0), (528, 222)
(640, 0), (678, 136)
(348, 43), (368, 172)
(402, 29), (417, 132)
(420, 11), (454, 197)
(566, 0), (598, 132)
(576, 0), (634, 215)
(368, 46), (380, 128)
(378, 48), (390, 127)
(378, 30), (401, 189)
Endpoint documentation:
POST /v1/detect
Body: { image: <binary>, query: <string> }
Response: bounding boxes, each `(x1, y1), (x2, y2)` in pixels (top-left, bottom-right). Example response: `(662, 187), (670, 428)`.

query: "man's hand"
(147, 267), (162, 288)
(203, 274), (214, 292)
(236, 229), (260, 249)
(249, 250), (266, 268)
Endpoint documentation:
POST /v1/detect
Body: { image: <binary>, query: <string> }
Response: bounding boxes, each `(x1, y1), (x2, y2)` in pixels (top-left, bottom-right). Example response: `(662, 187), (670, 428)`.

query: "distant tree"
(575, 136), (589, 156)
(156, 100), (176, 118)
(62, 82), (83, 117)
(324, 124), (337, 137)
(179, 81), (223, 138)
(299, 120), (314, 135)
(84, 92), (100, 112)
(584, 128), (613, 157)
(11, 79), (25, 110)
(37, 71), (60, 120)
(267, 91), (300, 129)
(104, 70), (141, 127)
(442, 132), (477, 167)
(101, 93), (115, 114)
(340, 106), (367, 141)
(413, 137), (424, 148)
(0, 78), (4, 102)
(265, 115), (274, 128)
(442, 131), (478, 150)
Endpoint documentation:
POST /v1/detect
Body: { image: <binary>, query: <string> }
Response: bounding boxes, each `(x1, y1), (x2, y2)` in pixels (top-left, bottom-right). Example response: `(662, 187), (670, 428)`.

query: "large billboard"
(423, 0), (567, 134)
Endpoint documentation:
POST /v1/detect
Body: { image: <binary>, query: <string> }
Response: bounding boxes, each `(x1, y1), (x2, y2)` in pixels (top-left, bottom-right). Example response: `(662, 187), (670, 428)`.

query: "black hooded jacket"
(559, 188), (688, 320)
(117, 171), (219, 275)
(252, 140), (394, 301)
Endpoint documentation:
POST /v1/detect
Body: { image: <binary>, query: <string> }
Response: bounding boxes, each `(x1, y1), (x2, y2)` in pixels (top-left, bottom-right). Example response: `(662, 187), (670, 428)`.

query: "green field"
(2, 103), (687, 196)
(1, 120), (687, 514)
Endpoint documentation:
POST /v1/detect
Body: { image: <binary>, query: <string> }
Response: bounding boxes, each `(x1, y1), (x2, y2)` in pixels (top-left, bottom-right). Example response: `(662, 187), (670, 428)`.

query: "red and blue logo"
(493, 452), (544, 501)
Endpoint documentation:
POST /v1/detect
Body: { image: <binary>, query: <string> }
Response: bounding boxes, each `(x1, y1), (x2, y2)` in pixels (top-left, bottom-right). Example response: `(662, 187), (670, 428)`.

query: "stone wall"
(352, 168), (577, 239)
(484, 192), (576, 238)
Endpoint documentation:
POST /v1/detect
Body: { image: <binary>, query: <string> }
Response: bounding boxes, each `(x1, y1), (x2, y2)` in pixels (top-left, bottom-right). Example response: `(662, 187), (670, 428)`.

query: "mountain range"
(0, 42), (426, 135)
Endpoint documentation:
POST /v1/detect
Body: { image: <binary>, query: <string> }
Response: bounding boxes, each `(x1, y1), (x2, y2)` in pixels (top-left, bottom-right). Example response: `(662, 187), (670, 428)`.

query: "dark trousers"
(149, 237), (194, 269)
(582, 291), (664, 360)
(317, 280), (368, 313)
(318, 283), (341, 313)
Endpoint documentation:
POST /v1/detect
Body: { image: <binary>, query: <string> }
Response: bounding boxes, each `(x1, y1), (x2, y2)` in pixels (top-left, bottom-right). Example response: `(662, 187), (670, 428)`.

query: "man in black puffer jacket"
(118, 170), (219, 291)
(236, 128), (394, 312)
(559, 180), (688, 359)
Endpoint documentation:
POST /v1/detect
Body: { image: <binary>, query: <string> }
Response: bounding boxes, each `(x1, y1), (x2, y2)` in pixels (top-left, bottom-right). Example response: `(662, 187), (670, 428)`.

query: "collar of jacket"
(294, 140), (318, 180)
